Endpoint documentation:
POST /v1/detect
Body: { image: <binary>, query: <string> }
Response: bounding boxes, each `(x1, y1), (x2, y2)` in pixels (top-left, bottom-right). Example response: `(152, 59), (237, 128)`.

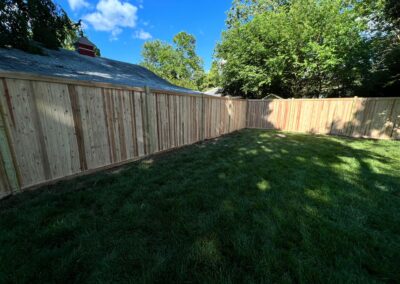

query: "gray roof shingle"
(0, 47), (200, 95)
(76, 36), (96, 47)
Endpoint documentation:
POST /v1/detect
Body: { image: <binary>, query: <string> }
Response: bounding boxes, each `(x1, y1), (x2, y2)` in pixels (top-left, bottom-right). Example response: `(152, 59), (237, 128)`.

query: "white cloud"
(134, 29), (152, 40)
(84, 0), (138, 39)
(80, 20), (89, 30)
(68, 0), (89, 11)
(110, 28), (123, 40)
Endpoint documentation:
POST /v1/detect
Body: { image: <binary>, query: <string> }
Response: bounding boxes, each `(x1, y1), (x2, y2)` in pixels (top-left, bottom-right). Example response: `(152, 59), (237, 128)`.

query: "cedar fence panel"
(0, 108), (19, 198)
(0, 74), (247, 197)
(1, 70), (399, 200)
(247, 98), (400, 139)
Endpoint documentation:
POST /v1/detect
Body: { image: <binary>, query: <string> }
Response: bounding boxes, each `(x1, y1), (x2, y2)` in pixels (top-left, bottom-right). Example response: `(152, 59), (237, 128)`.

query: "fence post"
(245, 99), (250, 128)
(144, 85), (159, 154)
(227, 99), (231, 133)
(389, 99), (399, 139)
(142, 86), (150, 154)
(0, 80), (20, 197)
(201, 94), (205, 141)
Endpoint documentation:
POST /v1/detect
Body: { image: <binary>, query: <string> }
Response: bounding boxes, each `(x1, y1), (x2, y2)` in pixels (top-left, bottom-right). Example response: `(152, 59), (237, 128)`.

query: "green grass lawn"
(1, 130), (399, 283)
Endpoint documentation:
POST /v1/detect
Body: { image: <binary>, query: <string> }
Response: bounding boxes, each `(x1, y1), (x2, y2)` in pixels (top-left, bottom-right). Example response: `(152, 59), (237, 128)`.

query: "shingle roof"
(0, 47), (200, 95)
(76, 36), (96, 47)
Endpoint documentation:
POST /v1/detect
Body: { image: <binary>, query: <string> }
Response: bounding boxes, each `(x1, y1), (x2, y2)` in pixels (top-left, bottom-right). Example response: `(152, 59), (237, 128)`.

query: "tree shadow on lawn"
(0, 129), (399, 283)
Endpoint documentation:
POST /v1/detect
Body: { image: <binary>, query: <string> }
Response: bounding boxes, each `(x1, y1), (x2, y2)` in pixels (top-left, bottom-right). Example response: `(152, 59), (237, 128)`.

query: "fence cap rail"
(0, 71), (201, 98)
(248, 97), (400, 101)
(0, 71), (250, 101)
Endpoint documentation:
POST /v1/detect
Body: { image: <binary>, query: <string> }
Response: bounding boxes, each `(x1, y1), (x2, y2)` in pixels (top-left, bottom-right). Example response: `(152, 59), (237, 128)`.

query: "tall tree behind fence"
(247, 98), (400, 139)
(0, 75), (247, 198)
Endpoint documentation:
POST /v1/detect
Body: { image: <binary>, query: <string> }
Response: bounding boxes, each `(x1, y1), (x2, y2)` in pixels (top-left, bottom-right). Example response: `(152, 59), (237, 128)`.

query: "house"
(262, 94), (284, 100)
(204, 87), (243, 99)
(204, 87), (223, 97)
(0, 38), (200, 95)
(75, 36), (97, 57)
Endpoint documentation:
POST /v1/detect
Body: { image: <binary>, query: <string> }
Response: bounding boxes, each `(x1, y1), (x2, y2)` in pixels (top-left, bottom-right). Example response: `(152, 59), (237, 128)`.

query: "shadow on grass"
(0, 129), (399, 283)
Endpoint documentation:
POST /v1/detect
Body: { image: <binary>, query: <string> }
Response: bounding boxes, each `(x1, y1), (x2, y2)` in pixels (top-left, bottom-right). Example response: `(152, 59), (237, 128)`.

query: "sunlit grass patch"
(0, 129), (399, 283)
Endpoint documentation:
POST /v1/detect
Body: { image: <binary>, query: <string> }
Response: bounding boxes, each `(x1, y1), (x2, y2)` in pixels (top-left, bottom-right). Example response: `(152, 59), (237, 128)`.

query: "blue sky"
(55, 0), (232, 71)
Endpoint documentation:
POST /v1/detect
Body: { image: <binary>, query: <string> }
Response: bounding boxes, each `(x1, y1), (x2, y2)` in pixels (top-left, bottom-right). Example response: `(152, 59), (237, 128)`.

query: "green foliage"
(0, 0), (33, 52)
(354, 0), (400, 96)
(201, 61), (222, 90)
(94, 46), (101, 57)
(385, 0), (400, 29)
(226, 0), (290, 28)
(218, 0), (400, 98)
(0, 0), (81, 53)
(218, 0), (370, 98)
(141, 32), (205, 90)
(1, 130), (399, 282)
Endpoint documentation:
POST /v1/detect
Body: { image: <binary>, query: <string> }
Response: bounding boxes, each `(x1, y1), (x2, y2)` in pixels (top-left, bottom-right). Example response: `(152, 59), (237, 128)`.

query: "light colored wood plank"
(75, 85), (110, 169)
(134, 91), (145, 157)
(1, 79), (46, 187)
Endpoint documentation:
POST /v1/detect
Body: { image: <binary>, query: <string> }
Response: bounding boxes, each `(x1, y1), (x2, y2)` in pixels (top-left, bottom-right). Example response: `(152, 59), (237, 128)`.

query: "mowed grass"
(1, 129), (400, 283)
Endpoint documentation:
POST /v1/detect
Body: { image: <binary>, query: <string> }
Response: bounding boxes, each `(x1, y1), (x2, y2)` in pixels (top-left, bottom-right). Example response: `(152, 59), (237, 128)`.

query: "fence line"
(247, 98), (400, 139)
(0, 72), (399, 199)
(0, 75), (247, 198)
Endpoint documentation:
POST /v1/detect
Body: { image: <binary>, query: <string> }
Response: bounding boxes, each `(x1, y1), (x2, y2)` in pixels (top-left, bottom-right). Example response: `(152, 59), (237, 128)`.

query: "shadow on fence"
(0, 76), (247, 197)
(0, 130), (399, 282)
(247, 98), (400, 140)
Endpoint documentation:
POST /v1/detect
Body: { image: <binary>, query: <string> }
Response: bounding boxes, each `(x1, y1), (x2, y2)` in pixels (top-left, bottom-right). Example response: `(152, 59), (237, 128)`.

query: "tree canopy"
(141, 32), (205, 90)
(0, 0), (82, 53)
(217, 0), (400, 98)
(202, 61), (223, 91)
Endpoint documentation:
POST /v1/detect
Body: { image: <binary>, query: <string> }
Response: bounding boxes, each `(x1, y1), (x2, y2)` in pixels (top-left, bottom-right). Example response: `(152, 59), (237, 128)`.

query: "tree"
(141, 32), (205, 90)
(0, 0), (82, 53)
(0, 0), (32, 52)
(202, 61), (222, 90)
(385, 0), (400, 30)
(217, 0), (369, 98)
(217, 0), (400, 98)
(226, 0), (290, 28)
(354, 0), (400, 97)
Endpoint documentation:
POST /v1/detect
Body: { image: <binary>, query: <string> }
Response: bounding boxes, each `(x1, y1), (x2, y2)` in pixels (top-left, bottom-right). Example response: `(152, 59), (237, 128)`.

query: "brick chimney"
(75, 36), (96, 57)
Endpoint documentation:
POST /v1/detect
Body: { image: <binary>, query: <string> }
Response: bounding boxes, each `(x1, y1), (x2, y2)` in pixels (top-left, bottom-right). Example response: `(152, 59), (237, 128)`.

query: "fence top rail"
(248, 97), (400, 101)
(0, 71), (198, 97)
(0, 71), (249, 101)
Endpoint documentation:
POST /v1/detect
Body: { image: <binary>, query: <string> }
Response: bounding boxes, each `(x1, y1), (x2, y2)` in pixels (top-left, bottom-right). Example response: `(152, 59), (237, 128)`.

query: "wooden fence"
(1, 71), (399, 199)
(0, 74), (247, 198)
(247, 98), (400, 139)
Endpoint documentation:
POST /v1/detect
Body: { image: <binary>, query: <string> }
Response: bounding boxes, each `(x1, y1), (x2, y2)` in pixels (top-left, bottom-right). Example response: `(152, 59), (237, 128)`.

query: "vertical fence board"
(76, 86), (110, 170)
(0, 79), (47, 187)
(0, 76), (247, 195)
(0, 112), (16, 197)
(390, 100), (400, 139)
(133, 91), (145, 157)
(0, 83), (19, 196)
(30, 81), (81, 180)
(7, 72), (398, 198)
